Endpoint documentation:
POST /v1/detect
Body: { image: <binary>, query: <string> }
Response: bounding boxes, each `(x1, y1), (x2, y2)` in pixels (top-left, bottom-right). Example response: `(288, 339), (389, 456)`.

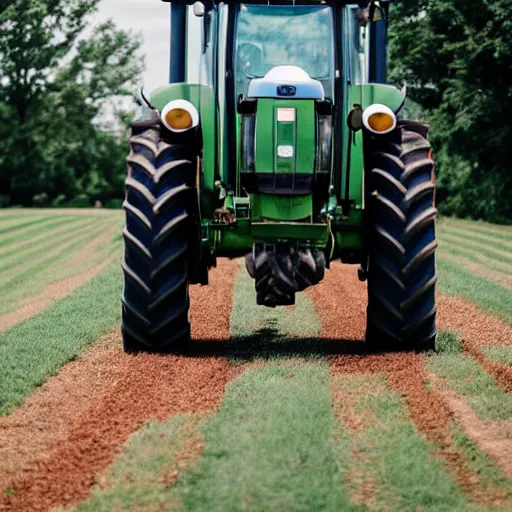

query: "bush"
(66, 194), (91, 208)
(32, 192), (49, 207)
(104, 198), (123, 209)
(51, 194), (67, 207)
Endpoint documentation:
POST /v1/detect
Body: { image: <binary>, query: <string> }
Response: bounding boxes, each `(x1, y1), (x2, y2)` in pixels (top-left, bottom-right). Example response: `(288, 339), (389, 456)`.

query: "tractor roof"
(161, 0), (392, 6)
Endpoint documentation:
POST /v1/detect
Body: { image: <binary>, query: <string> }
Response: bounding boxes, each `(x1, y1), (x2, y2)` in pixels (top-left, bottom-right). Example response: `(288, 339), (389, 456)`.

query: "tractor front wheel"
(121, 125), (198, 352)
(365, 120), (437, 351)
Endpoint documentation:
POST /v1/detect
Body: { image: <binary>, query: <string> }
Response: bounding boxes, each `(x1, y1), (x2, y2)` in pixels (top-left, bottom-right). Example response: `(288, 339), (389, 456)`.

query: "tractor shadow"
(181, 328), (371, 363)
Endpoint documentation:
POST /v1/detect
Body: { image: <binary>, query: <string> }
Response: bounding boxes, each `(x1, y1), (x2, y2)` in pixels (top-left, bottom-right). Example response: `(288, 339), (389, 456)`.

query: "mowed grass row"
(0, 217), (100, 273)
(0, 215), (51, 233)
(76, 366), (493, 511)
(0, 209), (123, 314)
(440, 217), (512, 241)
(433, 332), (512, 420)
(0, 215), (84, 249)
(0, 215), (94, 259)
(0, 262), (123, 415)
(437, 217), (512, 269)
(71, 266), (512, 511)
(437, 217), (512, 325)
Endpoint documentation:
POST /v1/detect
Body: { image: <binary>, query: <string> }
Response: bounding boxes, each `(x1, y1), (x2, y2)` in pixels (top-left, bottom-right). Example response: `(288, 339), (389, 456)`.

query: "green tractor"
(122, 0), (437, 352)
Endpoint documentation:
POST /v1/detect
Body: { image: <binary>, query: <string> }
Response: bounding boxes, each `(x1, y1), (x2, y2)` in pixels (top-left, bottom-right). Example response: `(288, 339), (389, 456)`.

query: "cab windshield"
(235, 4), (334, 96)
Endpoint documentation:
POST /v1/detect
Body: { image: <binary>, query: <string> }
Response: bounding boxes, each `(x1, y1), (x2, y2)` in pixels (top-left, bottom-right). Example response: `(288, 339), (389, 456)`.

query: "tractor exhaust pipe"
(169, 3), (186, 83)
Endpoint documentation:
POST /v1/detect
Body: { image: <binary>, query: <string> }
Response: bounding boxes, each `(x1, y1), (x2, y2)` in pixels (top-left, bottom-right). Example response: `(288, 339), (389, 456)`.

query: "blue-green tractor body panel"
(142, 79), (404, 257)
(251, 195), (312, 222)
(248, 99), (316, 222)
(252, 100), (315, 177)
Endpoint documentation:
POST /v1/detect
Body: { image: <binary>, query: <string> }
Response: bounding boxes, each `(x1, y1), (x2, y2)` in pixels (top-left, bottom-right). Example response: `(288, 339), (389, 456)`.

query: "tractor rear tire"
(365, 120), (437, 351)
(121, 125), (197, 352)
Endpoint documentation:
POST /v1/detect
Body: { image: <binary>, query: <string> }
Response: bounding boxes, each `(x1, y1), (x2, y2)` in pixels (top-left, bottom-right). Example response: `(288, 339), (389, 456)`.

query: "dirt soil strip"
(331, 378), (380, 509)
(0, 258), (240, 512)
(432, 375), (512, 479)
(0, 258), (113, 332)
(158, 414), (207, 490)
(438, 296), (512, 392)
(307, 262), (509, 507)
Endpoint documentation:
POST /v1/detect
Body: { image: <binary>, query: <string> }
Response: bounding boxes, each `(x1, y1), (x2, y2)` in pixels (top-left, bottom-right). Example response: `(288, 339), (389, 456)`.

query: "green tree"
(0, 0), (143, 205)
(389, 0), (512, 223)
(0, 1), (16, 14)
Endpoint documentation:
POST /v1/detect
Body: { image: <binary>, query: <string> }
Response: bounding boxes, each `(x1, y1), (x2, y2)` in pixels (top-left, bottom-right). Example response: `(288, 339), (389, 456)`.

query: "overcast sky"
(93, 0), (171, 93)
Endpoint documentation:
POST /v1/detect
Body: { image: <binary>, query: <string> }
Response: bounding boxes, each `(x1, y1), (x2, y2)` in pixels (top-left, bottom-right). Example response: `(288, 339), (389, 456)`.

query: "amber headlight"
(161, 99), (199, 133)
(362, 104), (397, 135)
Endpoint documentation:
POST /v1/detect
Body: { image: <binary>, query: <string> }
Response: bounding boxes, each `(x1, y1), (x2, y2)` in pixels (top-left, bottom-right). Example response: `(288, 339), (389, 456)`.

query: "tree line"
(0, 0), (142, 208)
(389, 0), (512, 223)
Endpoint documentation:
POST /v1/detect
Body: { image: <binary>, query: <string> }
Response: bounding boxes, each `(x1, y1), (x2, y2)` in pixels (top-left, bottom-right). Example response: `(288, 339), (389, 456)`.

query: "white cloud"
(92, 0), (170, 93)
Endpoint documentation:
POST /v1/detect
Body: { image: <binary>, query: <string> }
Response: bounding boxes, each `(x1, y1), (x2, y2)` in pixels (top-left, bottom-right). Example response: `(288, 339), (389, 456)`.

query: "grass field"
(0, 209), (122, 315)
(0, 210), (511, 511)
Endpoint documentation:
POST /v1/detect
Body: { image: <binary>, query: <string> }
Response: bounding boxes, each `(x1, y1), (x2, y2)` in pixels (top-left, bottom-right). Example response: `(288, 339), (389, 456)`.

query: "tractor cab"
(234, 4), (334, 99)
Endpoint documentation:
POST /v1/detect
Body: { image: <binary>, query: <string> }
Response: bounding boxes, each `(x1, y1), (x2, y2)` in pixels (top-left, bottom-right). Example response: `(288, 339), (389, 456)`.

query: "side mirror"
(193, 1), (205, 17)
(347, 105), (363, 132)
